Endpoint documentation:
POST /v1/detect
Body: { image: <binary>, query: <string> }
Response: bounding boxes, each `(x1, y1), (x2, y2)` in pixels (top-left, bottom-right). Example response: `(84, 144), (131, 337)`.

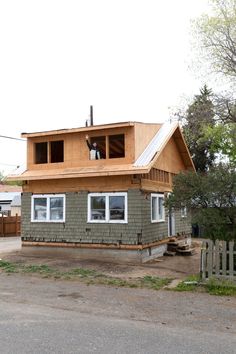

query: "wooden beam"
(22, 122), (135, 138)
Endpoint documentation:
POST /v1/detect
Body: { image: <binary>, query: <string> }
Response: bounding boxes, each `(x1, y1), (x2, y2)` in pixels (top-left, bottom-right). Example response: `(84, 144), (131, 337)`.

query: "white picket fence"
(201, 239), (236, 279)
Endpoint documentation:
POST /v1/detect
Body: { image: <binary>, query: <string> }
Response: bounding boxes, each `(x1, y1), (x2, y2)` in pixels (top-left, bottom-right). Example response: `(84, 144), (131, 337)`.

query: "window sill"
(87, 220), (128, 224)
(31, 220), (65, 223)
(151, 220), (165, 223)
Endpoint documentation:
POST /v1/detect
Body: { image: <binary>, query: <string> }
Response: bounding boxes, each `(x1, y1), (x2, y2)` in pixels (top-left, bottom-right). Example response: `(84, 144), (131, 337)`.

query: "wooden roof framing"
(8, 120), (195, 181)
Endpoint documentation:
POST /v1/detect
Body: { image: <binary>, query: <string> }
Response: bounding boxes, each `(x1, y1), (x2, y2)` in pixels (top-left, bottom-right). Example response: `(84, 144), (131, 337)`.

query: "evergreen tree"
(183, 85), (216, 172)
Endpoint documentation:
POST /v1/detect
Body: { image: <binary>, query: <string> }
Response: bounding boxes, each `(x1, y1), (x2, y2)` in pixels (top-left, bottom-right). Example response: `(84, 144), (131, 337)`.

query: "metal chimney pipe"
(90, 105), (94, 126)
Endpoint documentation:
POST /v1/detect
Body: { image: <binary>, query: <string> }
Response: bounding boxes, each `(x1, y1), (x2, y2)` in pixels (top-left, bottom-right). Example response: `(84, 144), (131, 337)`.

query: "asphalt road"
(0, 273), (236, 354)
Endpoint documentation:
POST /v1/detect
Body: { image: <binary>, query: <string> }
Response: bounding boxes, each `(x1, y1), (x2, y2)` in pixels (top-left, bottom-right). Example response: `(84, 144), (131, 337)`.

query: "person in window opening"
(86, 135), (101, 160)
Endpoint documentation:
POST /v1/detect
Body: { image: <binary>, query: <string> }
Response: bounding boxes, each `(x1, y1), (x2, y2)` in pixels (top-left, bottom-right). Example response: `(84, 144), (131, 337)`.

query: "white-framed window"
(151, 193), (165, 222)
(88, 192), (127, 223)
(31, 194), (65, 222)
(181, 206), (187, 218)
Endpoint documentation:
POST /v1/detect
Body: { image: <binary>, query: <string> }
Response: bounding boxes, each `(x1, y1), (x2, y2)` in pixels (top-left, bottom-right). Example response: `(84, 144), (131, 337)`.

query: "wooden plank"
(229, 241), (234, 278)
(201, 240), (207, 279)
(222, 241), (227, 276)
(215, 240), (220, 276)
(22, 237), (170, 250)
(134, 123), (160, 160)
(2, 216), (5, 237)
(24, 175), (138, 194)
(141, 179), (172, 193)
(22, 122), (135, 138)
(154, 136), (188, 173)
(207, 240), (213, 278)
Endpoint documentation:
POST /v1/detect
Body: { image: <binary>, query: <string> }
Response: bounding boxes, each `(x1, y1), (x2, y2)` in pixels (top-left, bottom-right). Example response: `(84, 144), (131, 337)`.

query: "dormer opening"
(50, 141), (64, 163)
(109, 134), (125, 158)
(34, 140), (64, 164)
(35, 142), (48, 164)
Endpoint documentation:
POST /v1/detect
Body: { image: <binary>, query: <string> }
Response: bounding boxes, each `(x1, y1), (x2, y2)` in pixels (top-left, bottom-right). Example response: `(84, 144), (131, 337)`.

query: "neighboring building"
(11, 194), (22, 216)
(8, 121), (195, 262)
(0, 185), (22, 216)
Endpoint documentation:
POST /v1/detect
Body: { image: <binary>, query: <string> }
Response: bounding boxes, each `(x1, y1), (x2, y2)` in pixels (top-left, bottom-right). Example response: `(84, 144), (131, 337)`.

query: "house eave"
(7, 166), (150, 181)
(21, 121), (136, 138)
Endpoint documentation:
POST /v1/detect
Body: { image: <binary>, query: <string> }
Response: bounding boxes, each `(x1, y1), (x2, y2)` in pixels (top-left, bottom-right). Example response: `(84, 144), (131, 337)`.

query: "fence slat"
(0, 216), (21, 237)
(201, 240), (235, 280)
(229, 241), (234, 278)
(215, 240), (220, 276)
(222, 241), (227, 276)
(201, 240), (207, 280)
(207, 240), (213, 277)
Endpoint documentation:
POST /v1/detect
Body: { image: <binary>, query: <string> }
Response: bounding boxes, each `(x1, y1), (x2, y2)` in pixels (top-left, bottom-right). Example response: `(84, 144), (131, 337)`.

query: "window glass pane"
(109, 196), (125, 220)
(34, 198), (47, 220)
(158, 197), (164, 220)
(50, 197), (64, 220)
(152, 197), (157, 221)
(90, 196), (106, 220)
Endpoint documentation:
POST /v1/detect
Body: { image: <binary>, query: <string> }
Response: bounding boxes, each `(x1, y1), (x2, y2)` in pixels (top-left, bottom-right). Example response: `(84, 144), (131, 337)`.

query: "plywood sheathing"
(21, 121), (135, 138)
(134, 122), (161, 160)
(23, 175), (136, 194)
(147, 125), (195, 173)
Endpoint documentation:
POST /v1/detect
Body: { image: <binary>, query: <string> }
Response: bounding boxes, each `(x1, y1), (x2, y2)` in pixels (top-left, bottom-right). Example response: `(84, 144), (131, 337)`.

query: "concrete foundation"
(22, 241), (168, 264)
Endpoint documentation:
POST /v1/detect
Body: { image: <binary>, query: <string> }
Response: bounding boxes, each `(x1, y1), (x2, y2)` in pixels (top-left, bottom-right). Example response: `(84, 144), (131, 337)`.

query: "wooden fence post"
(15, 214), (18, 236)
(1, 215), (4, 237)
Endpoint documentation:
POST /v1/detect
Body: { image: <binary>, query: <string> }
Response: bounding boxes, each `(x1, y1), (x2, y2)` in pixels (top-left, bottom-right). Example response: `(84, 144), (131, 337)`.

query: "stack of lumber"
(164, 237), (196, 256)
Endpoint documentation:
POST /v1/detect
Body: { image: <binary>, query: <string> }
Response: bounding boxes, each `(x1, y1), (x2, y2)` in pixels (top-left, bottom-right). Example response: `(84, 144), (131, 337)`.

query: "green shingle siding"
(21, 189), (191, 244)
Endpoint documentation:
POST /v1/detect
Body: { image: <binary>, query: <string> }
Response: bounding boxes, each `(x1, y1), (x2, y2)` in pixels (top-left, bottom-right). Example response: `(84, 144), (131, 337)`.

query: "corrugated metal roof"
(0, 192), (21, 202)
(11, 194), (21, 206)
(134, 121), (178, 167)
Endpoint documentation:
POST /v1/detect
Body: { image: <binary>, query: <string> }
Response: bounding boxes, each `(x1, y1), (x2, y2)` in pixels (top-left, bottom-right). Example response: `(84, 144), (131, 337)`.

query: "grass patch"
(0, 260), (18, 273)
(175, 275), (200, 292)
(205, 278), (236, 296)
(65, 268), (100, 278)
(1, 259), (236, 297)
(173, 275), (236, 297)
(23, 264), (55, 275)
(140, 275), (171, 290)
(0, 260), (171, 291)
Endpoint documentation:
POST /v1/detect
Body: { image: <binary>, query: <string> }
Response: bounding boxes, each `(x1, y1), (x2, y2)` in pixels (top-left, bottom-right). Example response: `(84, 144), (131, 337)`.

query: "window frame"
(87, 192), (128, 223)
(31, 194), (66, 223)
(151, 193), (165, 223)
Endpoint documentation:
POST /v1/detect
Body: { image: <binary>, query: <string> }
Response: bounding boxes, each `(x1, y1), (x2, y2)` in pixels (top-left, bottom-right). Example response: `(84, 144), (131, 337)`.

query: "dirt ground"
(1, 239), (202, 280)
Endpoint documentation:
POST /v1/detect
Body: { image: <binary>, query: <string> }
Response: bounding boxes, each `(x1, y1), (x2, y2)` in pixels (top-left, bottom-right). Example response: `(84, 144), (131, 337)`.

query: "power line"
(0, 135), (26, 142)
(0, 162), (20, 167)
